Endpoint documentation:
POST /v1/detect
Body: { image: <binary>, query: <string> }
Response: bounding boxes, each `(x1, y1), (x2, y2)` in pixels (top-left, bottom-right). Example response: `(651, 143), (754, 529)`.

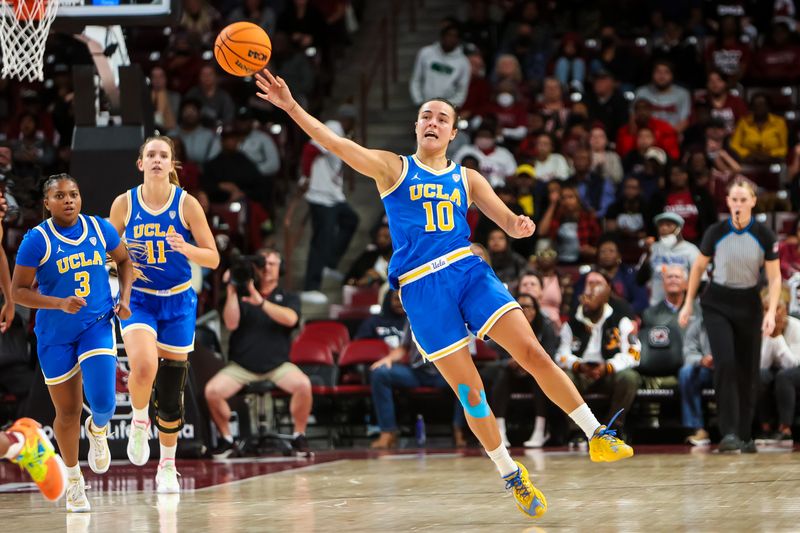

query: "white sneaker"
(523, 432), (550, 449)
(156, 461), (181, 494)
(84, 416), (111, 474)
(322, 267), (345, 282)
(301, 290), (328, 304)
(65, 475), (90, 513)
(127, 419), (151, 466)
(496, 418), (511, 448)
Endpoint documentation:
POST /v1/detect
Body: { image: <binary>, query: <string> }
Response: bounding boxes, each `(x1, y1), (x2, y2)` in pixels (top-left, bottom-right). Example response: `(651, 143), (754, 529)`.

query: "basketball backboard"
(52, 0), (180, 30)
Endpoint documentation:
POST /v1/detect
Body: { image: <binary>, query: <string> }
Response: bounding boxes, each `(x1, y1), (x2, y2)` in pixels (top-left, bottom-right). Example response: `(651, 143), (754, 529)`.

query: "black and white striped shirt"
(699, 218), (778, 289)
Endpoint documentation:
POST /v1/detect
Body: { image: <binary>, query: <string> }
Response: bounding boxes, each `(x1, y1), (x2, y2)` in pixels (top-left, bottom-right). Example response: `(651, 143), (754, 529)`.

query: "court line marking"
(192, 459), (348, 492)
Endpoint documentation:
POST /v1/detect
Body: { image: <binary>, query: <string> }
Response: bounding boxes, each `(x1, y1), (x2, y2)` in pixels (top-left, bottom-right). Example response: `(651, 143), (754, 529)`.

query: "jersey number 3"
(422, 201), (454, 232)
(74, 272), (90, 297)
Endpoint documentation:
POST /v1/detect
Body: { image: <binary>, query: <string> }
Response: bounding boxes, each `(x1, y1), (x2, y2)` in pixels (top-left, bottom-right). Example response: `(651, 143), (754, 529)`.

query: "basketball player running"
(255, 70), (633, 518)
(12, 174), (134, 512)
(109, 137), (219, 493)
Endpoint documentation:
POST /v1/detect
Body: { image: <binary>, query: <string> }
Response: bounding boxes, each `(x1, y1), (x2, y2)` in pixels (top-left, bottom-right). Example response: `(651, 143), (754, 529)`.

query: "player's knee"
(54, 408), (82, 427)
(88, 393), (116, 424)
(456, 383), (491, 419)
(518, 340), (552, 370)
(129, 355), (158, 382)
(153, 358), (189, 433)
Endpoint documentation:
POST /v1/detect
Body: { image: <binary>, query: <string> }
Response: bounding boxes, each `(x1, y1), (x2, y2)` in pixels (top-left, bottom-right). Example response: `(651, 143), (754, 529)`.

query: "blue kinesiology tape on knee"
(457, 383), (491, 418)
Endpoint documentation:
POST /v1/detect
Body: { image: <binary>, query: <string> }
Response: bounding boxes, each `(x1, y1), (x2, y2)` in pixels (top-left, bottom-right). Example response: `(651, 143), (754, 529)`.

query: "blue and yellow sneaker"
(502, 461), (547, 518)
(589, 409), (634, 463)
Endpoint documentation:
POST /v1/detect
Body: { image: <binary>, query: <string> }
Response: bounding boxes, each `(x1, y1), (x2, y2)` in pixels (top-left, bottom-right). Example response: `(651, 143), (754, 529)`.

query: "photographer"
(204, 248), (312, 458)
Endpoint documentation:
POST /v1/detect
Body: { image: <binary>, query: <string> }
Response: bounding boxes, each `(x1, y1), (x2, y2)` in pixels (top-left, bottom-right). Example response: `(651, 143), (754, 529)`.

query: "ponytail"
(138, 135), (182, 187)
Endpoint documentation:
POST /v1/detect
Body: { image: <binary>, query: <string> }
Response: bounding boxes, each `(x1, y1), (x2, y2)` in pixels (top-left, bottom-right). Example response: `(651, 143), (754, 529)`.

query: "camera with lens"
(229, 253), (266, 297)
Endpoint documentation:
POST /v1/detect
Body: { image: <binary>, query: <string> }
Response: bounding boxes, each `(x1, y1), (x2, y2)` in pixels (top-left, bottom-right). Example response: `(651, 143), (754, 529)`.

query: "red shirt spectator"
(461, 53), (492, 119)
(693, 70), (748, 134)
(616, 110), (680, 160)
(750, 21), (800, 84)
(705, 16), (751, 82)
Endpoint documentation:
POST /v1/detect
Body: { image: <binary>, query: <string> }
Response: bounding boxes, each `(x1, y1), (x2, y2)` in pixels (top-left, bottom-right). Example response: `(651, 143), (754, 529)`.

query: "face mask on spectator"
(496, 93), (514, 108)
(475, 137), (495, 150)
(660, 233), (678, 248)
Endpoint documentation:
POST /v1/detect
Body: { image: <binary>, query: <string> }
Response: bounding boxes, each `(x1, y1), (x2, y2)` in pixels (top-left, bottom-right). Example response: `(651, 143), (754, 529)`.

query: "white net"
(0, 0), (59, 82)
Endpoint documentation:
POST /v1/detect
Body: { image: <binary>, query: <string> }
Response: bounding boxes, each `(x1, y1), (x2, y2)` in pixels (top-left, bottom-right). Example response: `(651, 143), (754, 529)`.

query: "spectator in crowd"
(588, 125), (624, 184)
(460, 0), (500, 65)
(344, 223), (392, 289)
(750, 20), (800, 85)
(461, 52), (492, 121)
(0, 304), (32, 414)
(150, 66), (180, 132)
(226, 0), (276, 34)
(186, 63), (236, 125)
(553, 32), (586, 92)
(276, 0), (329, 52)
(678, 316), (714, 446)
(585, 70), (629, 139)
(758, 298), (800, 446)
(622, 127), (658, 175)
(650, 17), (704, 88)
(202, 126), (261, 204)
(409, 24), (471, 107)
(539, 181), (601, 264)
(573, 237), (649, 316)
(694, 69), (748, 134)
(179, 0), (220, 45)
(484, 81), (529, 142)
(354, 290), (406, 347)
(170, 136), (201, 194)
(616, 98), (680, 160)
(164, 32), (204, 94)
(260, 31), (316, 115)
(701, 118), (742, 176)
(485, 228), (526, 284)
(300, 105), (359, 301)
(10, 113), (55, 179)
(642, 265), (692, 331)
(729, 93), (788, 164)
(369, 322), (467, 449)
(6, 89), (55, 144)
(705, 14), (751, 84)
(638, 212), (701, 306)
(511, 164), (536, 219)
(453, 125), (517, 188)
(650, 164), (717, 244)
(589, 26), (637, 90)
(556, 269), (642, 438)
(0, 142), (38, 226)
(171, 99), (219, 166)
(532, 133), (570, 183)
(570, 146), (615, 218)
(779, 219), (800, 280)
(235, 107), (281, 209)
(205, 248), (311, 457)
(632, 146), (669, 200)
(472, 184), (524, 247)
(525, 251), (563, 325)
(490, 54), (526, 97)
(489, 293), (559, 448)
(604, 176), (651, 263)
(499, 15), (550, 83)
(534, 78), (571, 137)
(635, 60), (692, 133)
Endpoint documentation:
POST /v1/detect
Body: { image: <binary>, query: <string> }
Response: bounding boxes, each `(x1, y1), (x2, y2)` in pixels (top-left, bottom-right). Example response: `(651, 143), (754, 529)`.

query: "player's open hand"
(255, 69), (297, 113)
(509, 214), (535, 239)
(0, 301), (14, 333)
(165, 232), (190, 256)
(115, 299), (131, 321)
(61, 296), (87, 314)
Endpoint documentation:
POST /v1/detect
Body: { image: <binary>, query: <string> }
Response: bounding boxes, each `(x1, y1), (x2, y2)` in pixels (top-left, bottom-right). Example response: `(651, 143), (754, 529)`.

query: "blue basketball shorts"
(398, 252), (520, 362)
(120, 287), (197, 353)
(38, 311), (116, 385)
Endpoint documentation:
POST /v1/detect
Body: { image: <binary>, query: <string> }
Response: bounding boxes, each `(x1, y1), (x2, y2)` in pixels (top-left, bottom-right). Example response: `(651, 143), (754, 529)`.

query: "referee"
(678, 177), (782, 453)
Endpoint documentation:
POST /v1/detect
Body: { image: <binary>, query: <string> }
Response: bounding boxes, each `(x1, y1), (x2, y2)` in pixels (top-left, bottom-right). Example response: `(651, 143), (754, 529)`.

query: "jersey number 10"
(145, 240), (167, 264)
(422, 201), (454, 232)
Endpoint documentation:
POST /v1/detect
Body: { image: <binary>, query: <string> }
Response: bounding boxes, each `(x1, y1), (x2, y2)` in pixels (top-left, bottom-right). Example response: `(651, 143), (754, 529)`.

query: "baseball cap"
(516, 164), (536, 178)
(645, 147), (667, 166)
(653, 212), (685, 228)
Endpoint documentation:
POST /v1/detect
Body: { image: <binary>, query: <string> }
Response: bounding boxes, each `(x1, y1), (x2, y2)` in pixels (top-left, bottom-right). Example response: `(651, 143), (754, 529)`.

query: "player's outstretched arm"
(466, 168), (535, 239)
(255, 69), (402, 188)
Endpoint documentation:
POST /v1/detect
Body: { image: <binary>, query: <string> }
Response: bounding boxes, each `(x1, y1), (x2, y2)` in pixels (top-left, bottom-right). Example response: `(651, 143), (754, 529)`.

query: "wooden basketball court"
(1, 446), (798, 531)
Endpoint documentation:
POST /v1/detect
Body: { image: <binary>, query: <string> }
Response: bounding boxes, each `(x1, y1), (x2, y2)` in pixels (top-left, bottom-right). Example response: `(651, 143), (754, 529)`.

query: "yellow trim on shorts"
(132, 280), (193, 296)
(379, 155), (409, 199)
(156, 338), (195, 354)
(398, 246), (473, 287)
(77, 348), (117, 364)
(121, 323), (157, 338)
(44, 363), (80, 386)
(416, 335), (470, 362)
(477, 301), (521, 339)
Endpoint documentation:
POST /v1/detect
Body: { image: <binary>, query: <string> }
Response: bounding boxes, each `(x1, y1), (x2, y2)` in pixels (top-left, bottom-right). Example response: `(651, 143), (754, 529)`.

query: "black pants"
(304, 201), (359, 291)
(702, 283), (762, 441)
(775, 367), (800, 427)
(484, 361), (547, 419)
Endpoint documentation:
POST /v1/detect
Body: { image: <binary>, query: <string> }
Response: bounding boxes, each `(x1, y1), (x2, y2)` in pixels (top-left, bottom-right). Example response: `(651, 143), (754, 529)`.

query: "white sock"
(222, 435), (233, 443)
(486, 444), (517, 477)
(2, 432), (24, 459)
(66, 464), (81, 480)
(159, 444), (176, 465)
(569, 404), (601, 439)
(292, 432), (303, 438)
(532, 416), (547, 440)
(132, 405), (149, 423)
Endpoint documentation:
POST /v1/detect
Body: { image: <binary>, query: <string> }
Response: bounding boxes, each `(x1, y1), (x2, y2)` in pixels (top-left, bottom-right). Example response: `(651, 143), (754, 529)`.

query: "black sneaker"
(212, 438), (238, 459)
(740, 439), (757, 454)
(718, 434), (742, 453)
(292, 434), (310, 454)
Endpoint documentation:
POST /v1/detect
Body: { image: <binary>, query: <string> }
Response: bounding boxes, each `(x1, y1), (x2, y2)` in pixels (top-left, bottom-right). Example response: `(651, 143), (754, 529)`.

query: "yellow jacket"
(730, 113), (788, 159)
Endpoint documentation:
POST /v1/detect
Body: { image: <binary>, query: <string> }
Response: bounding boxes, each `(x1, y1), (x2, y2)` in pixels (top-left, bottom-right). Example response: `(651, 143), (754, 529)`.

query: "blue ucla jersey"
(23, 215), (115, 345)
(381, 155), (472, 288)
(125, 184), (193, 294)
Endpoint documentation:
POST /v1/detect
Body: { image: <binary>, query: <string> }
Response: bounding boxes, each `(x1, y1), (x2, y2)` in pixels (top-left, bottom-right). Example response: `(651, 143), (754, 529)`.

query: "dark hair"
(41, 173), (79, 218)
(439, 23), (460, 39)
(652, 58), (675, 74)
(597, 233), (620, 249)
(515, 292), (543, 331)
(418, 97), (460, 127)
(256, 247), (281, 262)
(749, 92), (772, 109)
(518, 269), (544, 290)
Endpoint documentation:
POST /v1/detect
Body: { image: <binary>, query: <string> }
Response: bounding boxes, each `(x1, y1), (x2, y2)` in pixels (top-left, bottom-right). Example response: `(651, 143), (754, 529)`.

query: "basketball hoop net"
(0, 0), (59, 81)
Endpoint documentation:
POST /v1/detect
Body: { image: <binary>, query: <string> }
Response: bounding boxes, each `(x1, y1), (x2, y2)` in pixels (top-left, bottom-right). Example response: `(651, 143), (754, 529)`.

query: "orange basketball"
(214, 22), (272, 77)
